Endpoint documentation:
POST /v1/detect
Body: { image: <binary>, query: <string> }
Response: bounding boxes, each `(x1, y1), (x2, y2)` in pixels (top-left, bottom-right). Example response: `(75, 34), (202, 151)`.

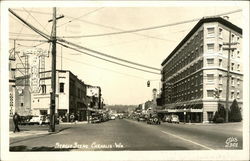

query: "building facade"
(15, 70), (89, 121)
(161, 17), (243, 123)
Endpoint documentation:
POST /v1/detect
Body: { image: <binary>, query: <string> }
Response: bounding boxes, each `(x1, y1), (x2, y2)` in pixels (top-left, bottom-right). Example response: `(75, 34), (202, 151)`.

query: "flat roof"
(161, 17), (242, 66)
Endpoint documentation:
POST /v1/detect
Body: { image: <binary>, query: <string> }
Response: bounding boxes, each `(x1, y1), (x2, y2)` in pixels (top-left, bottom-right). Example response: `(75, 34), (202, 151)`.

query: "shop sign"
(24, 48), (46, 93)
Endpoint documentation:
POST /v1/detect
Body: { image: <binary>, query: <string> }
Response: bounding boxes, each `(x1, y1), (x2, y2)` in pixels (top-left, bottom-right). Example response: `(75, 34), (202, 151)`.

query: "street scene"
(2, 2), (249, 160)
(10, 118), (242, 151)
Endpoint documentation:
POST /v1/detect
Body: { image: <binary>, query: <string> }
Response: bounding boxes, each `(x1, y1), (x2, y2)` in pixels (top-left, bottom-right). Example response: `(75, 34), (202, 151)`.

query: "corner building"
(161, 17), (242, 123)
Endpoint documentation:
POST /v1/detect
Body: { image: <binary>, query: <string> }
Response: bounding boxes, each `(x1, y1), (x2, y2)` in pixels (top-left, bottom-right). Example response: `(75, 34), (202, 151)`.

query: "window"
(237, 92), (240, 99)
(231, 34), (235, 43)
(237, 64), (240, 71)
(219, 28), (223, 38)
(207, 58), (214, 65)
(219, 44), (223, 52)
(219, 59), (223, 68)
(207, 27), (215, 37)
(237, 50), (240, 58)
(237, 79), (240, 86)
(231, 63), (234, 71)
(41, 85), (46, 94)
(207, 90), (214, 97)
(207, 43), (214, 53)
(231, 50), (234, 58)
(219, 75), (223, 84)
(231, 77), (235, 86)
(237, 36), (240, 42)
(59, 83), (64, 93)
(207, 74), (214, 82)
(231, 92), (235, 99)
(21, 103), (24, 107)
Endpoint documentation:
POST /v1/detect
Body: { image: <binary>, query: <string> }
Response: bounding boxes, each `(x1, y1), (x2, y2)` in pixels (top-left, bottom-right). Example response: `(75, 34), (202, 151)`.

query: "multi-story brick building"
(161, 17), (242, 123)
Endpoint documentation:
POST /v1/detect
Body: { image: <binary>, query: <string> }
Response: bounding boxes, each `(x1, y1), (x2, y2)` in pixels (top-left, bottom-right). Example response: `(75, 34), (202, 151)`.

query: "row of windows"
(206, 42), (241, 58)
(168, 89), (203, 103)
(206, 58), (241, 72)
(206, 74), (241, 86)
(170, 60), (203, 83)
(41, 83), (65, 94)
(207, 27), (240, 43)
(207, 90), (240, 99)
(163, 30), (204, 79)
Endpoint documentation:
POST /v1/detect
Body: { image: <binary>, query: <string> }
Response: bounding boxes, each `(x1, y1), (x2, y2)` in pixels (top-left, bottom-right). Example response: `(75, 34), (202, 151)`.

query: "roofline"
(161, 17), (242, 66)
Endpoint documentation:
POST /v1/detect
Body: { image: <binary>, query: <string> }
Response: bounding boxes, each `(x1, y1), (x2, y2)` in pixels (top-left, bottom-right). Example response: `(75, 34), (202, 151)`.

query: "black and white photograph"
(1, 1), (249, 161)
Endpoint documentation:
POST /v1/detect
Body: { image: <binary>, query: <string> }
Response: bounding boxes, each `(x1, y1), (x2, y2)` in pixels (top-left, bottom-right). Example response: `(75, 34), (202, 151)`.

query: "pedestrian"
(13, 112), (20, 133)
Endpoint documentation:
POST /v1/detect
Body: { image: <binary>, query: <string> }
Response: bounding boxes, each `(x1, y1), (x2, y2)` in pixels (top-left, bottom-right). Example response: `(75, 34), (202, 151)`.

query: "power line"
(9, 38), (49, 42)
(17, 41), (48, 48)
(10, 9), (178, 42)
(62, 9), (242, 38)
(57, 42), (161, 75)
(9, 9), (161, 73)
(57, 7), (104, 28)
(9, 9), (51, 41)
(58, 38), (161, 71)
(59, 55), (157, 80)
(22, 8), (50, 34)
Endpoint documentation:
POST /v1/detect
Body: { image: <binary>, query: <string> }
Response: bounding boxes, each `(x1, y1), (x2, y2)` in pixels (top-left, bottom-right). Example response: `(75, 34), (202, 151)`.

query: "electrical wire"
(23, 8), (50, 34)
(57, 7), (104, 28)
(62, 9), (242, 38)
(58, 38), (161, 71)
(9, 9), (51, 41)
(9, 38), (49, 42)
(57, 42), (161, 75)
(17, 41), (48, 48)
(9, 9), (161, 73)
(59, 55), (157, 80)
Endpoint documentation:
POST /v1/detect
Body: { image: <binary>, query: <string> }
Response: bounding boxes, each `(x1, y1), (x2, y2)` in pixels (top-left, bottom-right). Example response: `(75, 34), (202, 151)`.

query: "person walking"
(13, 112), (20, 133)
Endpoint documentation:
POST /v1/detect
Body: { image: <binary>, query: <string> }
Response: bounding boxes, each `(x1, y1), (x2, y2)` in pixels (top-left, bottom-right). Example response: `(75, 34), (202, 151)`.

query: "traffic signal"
(147, 81), (150, 87)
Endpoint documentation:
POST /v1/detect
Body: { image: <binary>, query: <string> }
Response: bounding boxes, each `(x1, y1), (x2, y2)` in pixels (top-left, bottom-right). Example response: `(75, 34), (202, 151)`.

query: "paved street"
(10, 119), (242, 151)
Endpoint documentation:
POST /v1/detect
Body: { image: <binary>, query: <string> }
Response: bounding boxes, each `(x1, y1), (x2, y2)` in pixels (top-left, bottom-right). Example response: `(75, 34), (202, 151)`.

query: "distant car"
(171, 115), (180, 124)
(138, 116), (146, 122)
(118, 115), (123, 119)
(29, 115), (43, 125)
(91, 116), (101, 123)
(163, 115), (172, 123)
(110, 115), (116, 120)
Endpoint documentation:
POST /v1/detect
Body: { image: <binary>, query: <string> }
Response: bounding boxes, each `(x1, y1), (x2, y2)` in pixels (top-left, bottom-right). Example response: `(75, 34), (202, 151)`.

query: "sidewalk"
(60, 121), (88, 125)
(10, 130), (50, 138)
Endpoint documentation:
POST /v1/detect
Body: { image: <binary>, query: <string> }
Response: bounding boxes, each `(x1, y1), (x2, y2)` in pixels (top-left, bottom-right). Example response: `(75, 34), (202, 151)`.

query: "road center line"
(161, 130), (214, 150)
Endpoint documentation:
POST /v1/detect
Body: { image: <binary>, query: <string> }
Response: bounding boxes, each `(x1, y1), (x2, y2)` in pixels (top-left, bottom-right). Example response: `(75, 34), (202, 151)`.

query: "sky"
(7, 2), (244, 105)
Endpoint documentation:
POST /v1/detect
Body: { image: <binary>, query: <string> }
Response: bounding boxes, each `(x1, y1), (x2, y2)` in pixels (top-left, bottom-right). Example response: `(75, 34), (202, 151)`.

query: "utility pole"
(48, 7), (64, 132)
(223, 30), (237, 123)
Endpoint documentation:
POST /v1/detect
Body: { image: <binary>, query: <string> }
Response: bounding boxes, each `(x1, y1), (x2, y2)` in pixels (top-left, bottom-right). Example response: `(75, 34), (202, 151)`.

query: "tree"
(229, 99), (242, 122)
(213, 104), (226, 123)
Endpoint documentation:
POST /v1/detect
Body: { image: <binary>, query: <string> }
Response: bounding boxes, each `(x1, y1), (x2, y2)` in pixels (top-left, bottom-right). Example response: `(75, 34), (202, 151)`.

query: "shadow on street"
(10, 145), (76, 151)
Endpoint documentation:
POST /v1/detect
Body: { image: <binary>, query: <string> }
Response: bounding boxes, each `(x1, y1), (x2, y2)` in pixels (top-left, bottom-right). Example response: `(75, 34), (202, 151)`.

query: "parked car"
(163, 115), (172, 123)
(29, 115), (43, 125)
(110, 115), (116, 120)
(137, 116), (146, 122)
(171, 115), (180, 124)
(29, 115), (49, 125)
(147, 114), (161, 125)
(91, 116), (101, 123)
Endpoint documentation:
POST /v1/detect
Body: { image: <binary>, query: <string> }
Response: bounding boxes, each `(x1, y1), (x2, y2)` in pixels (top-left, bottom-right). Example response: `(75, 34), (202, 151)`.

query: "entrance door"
(207, 112), (214, 122)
